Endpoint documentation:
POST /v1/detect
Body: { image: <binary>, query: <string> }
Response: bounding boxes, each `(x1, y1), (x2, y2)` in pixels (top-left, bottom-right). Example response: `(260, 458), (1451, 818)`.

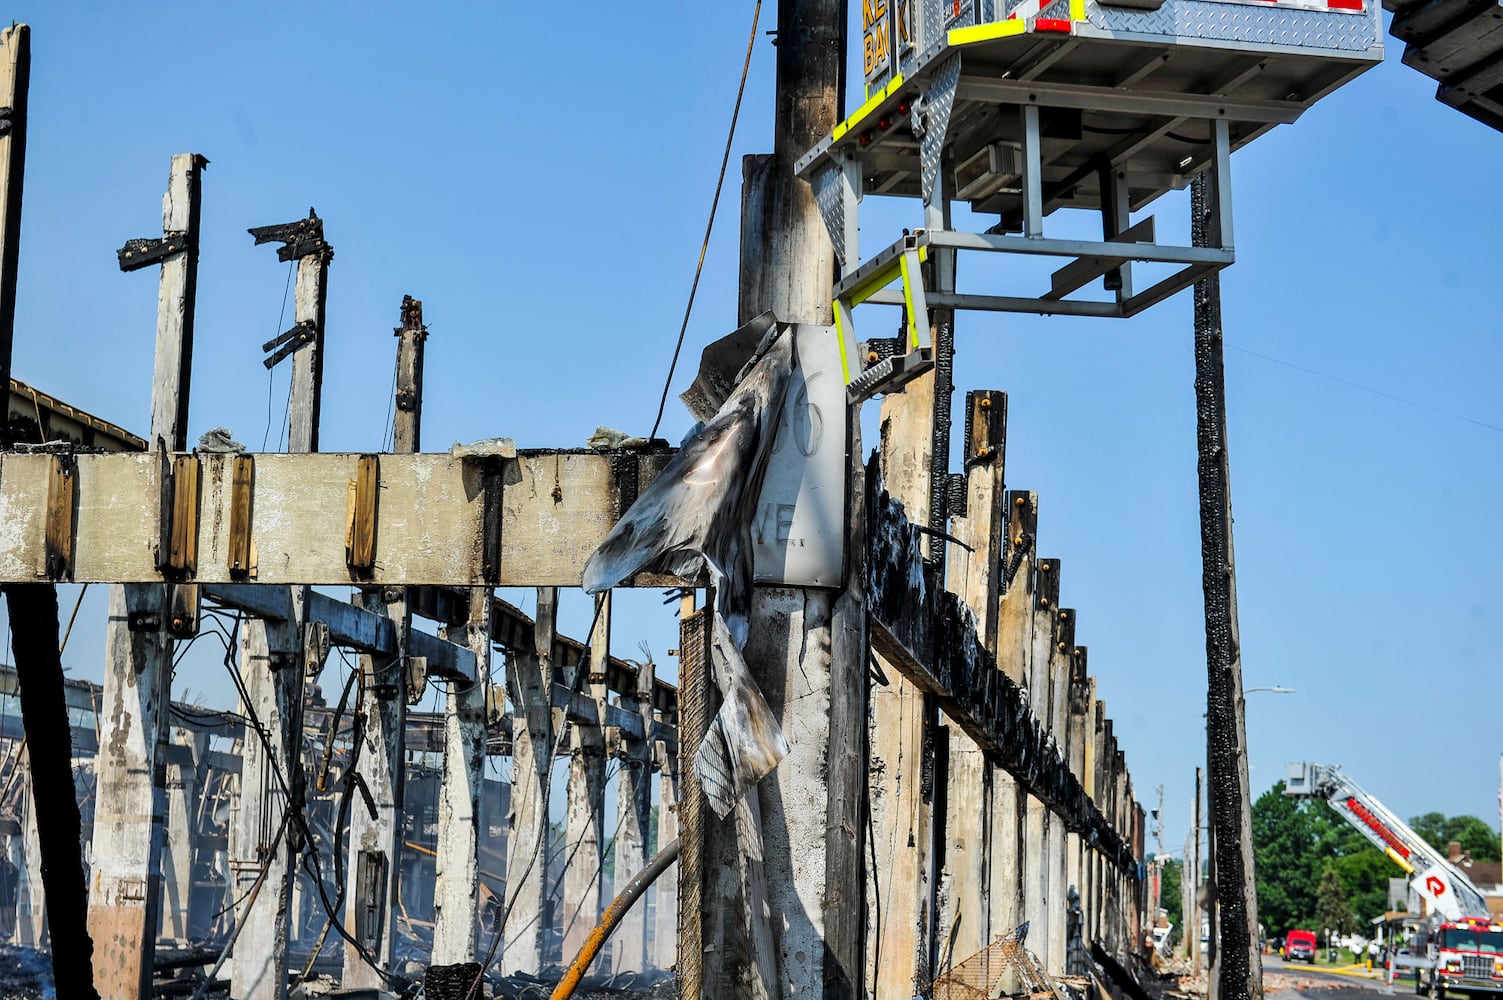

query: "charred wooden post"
(687, 0), (866, 994)
(941, 390), (1008, 964)
(0, 25), (95, 998)
(7, 588), (99, 999)
(89, 151), (205, 1000)
(1190, 163), (1262, 1000)
(501, 588), (556, 977)
(1045, 606), (1076, 973)
(342, 320), (417, 988)
(993, 491), (1036, 967)
(1065, 651), (1092, 968)
(870, 379), (940, 1000)
(561, 594), (609, 959)
(231, 209), (332, 1000)
(0, 23), (28, 440)
(250, 209), (331, 454)
(1024, 558), (1060, 967)
(610, 650), (654, 974)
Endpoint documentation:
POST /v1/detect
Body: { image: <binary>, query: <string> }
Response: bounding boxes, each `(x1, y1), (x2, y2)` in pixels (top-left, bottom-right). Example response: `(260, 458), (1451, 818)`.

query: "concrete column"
(340, 589), (407, 990)
(431, 588), (492, 965)
(652, 733), (679, 973)
(231, 609), (305, 1000)
(561, 595), (609, 960)
(18, 767), (42, 948)
(161, 726), (206, 945)
(610, 654), (654, 974)
(501, 589), (555, 977)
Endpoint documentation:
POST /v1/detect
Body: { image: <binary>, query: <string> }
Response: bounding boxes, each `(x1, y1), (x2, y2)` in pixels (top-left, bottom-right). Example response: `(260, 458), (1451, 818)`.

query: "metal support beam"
(610, 650), (654, 974)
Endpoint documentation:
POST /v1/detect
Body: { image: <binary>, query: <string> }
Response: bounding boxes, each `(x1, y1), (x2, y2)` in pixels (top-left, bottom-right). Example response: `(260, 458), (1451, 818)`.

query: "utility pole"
(89, 151), (206, 1000)
(1190, 163), (1262, 1000)
(231, 210), (333, 1000)
(343, 292), (414, 991)
(1191, 767), (1202, 970)
(688, 0), (865, 995)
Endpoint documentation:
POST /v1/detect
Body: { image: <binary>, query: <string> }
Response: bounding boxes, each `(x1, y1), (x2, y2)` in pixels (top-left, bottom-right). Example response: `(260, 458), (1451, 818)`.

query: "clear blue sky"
(6, 3), (1500, 856)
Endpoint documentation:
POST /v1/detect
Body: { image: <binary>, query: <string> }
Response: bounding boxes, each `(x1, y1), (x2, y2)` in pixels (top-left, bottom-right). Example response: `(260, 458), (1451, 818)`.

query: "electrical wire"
(1226, 343), (1503, 436)
(204, 607), (389, 979)
(647, 0), (763, 441)
(262, 259), (296, 452)
(466, 596), (608, 1000)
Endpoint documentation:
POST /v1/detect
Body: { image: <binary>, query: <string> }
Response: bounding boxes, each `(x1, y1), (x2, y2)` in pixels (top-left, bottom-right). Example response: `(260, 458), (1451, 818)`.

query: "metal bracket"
(834, 234), (936, 403)
(117, 233), (191, 273)
(304, 620), (330, 678)
(248, 208), (332, 263)
(262, 320), (317, 370)
(127, 610), (163, 633)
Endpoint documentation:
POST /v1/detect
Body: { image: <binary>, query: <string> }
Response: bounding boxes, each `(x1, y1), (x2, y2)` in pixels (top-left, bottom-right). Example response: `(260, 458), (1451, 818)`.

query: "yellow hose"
(551, 838), (681, 1000)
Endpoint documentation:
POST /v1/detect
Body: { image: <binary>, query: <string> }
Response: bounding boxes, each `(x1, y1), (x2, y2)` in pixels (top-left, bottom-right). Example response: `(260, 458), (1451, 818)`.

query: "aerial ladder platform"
(1284, 761), (1491, 922)
(794, 0), (1386, 401)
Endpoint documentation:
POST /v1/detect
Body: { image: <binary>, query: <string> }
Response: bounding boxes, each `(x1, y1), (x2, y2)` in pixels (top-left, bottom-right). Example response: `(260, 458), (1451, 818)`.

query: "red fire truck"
(1420, 917), (1503, 998)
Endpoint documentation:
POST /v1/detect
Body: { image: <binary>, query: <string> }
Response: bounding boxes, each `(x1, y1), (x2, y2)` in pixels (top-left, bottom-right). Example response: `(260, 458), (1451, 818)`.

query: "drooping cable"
(647, 0), (763, 440)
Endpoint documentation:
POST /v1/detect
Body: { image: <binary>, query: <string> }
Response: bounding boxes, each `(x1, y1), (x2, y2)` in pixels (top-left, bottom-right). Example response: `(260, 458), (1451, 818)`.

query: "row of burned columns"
(870, 383), (1147, 998)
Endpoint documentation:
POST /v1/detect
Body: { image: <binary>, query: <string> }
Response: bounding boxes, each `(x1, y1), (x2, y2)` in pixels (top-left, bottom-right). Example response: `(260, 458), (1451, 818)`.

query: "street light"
(1244, 685), (1296, 695)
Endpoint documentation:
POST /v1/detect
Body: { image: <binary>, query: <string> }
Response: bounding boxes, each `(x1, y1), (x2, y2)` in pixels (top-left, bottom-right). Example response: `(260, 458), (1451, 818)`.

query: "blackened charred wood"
(3, 583), (101, 999)
(866, 464), (1137, 876)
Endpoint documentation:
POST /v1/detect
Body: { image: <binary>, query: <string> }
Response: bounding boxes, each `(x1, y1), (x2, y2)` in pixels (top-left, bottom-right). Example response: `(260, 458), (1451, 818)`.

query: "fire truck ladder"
(1284, 762), (1491, 922)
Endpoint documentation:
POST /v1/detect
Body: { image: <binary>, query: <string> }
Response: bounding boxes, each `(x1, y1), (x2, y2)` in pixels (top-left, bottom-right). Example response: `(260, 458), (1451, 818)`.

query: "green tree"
(1328, 847), (1392, 923)
(1253, 781), (1325, 934)
(1411, 812), (1501, 863)
(1315, 864), (1355, 935)
(1160, 857), (1183, 930)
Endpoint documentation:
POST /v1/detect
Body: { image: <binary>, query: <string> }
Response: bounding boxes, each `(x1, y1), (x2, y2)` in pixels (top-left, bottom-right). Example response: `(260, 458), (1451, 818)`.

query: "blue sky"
(5, 3), (1500, 858)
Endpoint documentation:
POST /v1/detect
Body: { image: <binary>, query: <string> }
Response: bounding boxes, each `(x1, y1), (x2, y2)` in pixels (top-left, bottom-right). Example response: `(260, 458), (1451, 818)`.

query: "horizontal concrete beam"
(0, 448), (675, 587)
(205, 585), (475, 683)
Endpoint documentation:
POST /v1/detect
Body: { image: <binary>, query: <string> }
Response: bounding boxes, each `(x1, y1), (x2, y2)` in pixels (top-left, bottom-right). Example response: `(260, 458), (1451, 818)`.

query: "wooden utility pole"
(1190, 766), (1202, 969)
(231, 211), (332, 1000)
(942, 390), (1008, 965)
(89, 151), (205, 1000)
(0, 24), (98, 1000)
(1191, 167), (1262, 1000)
(689, 0), (865, 994)
(0, 21), (27, 419)
(342, 293), (416, 991)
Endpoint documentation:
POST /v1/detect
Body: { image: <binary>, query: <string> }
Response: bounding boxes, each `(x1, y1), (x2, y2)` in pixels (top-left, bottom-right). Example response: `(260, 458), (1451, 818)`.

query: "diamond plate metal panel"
(923, 0), (945, 51)
(1086, 0), (1380, 50)
(921, 56), (962, 203)
(810, 163), (847, 268)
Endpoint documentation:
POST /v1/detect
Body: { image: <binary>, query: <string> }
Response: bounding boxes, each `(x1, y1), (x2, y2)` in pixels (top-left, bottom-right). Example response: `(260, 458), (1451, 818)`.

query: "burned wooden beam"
(867, 467), (1138, 875)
